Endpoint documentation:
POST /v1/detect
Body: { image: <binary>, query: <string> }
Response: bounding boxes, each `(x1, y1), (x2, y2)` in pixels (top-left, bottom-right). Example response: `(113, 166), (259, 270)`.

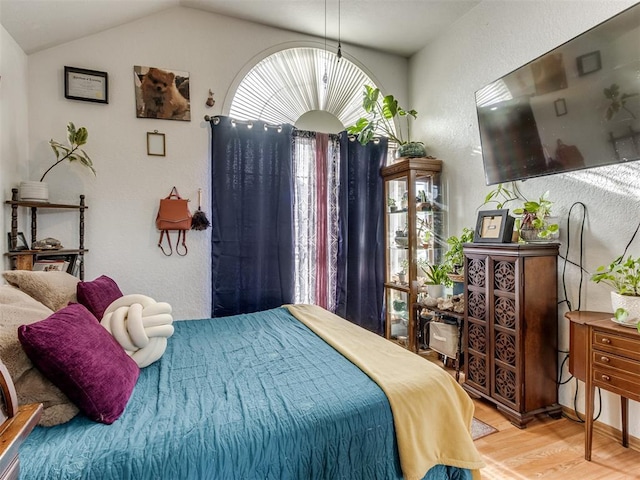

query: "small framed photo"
(474, 209), (515, 243)
(64, 66), (108, 103)
(147, 131), (166, 156)
(7, 232), (29, 251)
(554, 98), (567, 117)
(576, 51), (601, 76)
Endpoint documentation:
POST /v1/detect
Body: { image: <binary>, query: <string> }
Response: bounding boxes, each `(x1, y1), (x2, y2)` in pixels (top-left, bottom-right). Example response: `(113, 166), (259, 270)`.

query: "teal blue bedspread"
(21, 307), (471, 480)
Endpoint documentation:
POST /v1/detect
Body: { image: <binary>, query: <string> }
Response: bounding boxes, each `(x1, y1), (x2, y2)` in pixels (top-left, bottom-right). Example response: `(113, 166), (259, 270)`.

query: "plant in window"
(347, 85), (425, 157)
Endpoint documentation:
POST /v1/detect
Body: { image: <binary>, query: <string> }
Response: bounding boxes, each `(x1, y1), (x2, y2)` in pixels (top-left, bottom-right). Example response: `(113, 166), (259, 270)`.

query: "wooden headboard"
(0, 359), (42, 480)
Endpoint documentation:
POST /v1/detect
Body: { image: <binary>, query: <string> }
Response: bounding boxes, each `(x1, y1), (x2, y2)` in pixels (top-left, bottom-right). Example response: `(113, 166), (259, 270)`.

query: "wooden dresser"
(462, 243), (561, 428)
(566, 310), (640, 461)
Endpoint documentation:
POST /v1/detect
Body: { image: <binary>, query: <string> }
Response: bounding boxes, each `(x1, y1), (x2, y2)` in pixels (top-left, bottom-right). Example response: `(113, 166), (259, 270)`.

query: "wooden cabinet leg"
(585, 383), (595, 461)
(621, 397), (628, 448)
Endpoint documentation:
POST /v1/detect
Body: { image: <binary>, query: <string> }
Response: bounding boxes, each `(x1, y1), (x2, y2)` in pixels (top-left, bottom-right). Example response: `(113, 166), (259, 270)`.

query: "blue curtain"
(335, 135), (387, 333)
(209, 116), (295, 317)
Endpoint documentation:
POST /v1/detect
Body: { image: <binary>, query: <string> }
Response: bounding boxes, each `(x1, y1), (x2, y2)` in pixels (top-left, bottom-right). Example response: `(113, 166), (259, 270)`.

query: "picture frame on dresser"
(473, 209), (514, 243)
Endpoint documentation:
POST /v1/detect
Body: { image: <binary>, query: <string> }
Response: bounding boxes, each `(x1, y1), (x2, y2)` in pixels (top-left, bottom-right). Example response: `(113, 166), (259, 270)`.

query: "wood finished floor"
(472, 398), (640, 479)
(419, 351), (640, 478)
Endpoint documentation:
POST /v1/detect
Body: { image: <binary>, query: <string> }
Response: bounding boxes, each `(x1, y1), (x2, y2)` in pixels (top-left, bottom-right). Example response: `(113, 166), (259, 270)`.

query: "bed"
(0, 278), (483, 480)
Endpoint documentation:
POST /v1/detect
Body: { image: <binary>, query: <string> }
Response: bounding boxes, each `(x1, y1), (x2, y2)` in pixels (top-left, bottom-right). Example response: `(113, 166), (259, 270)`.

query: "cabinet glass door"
(386, 177), (409, 286)
(386, 288), (409, 346)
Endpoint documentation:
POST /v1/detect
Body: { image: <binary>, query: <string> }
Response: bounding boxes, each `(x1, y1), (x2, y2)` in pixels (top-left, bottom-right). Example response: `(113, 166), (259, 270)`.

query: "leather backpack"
(156, 187), (192, 256)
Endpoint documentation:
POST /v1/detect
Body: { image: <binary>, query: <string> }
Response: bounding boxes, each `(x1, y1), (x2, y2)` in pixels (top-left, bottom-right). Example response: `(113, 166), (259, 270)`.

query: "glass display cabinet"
(381, 157), (443, 351)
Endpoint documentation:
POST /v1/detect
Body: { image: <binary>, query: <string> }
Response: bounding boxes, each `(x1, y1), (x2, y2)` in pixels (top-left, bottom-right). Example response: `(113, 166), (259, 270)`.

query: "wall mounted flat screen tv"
(476, 3), (640, 185)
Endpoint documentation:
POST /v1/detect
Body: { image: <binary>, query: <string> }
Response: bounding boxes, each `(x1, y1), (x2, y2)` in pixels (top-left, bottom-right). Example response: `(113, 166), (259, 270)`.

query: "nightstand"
(566, 310), (640, 461)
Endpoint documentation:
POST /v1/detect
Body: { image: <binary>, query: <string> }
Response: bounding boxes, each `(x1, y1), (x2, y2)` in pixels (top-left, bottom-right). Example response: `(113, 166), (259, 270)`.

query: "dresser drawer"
(592, 350), (640, 374)
(592, 330), (640, 362)
(592, 366), (640, 401)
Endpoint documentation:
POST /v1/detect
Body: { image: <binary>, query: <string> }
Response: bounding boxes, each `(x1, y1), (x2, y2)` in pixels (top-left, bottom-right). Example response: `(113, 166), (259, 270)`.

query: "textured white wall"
(14, 6), (407, 320)
(410, 0), (639, 436)
(0, 25), (30, 254)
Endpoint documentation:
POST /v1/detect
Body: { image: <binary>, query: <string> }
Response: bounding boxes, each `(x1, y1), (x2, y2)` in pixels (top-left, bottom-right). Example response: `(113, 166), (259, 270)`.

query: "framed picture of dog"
(134, 65), (191, 121)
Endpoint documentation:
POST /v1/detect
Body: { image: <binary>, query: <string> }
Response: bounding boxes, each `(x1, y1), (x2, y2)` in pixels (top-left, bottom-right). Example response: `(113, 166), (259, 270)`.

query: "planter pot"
(611, 291), (640, 322)
(19, 181), (49, 202)
(427, 284), (445, 299)
(519, 216), (559, 243)
(396, 142), (426, 159)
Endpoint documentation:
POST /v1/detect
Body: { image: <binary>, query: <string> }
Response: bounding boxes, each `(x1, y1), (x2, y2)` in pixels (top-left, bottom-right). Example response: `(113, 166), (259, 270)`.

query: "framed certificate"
(64, 66), (108, 104)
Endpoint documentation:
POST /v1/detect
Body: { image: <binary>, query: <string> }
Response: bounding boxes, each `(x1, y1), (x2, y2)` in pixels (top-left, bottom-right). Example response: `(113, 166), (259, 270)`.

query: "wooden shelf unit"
(5, 188), (87, 280)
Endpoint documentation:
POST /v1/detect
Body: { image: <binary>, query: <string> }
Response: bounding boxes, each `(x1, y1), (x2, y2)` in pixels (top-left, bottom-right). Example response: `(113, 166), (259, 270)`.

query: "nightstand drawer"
(592, 330), (640, 362)
(592, 366), (640, 400)
(592, 350), (640, 374)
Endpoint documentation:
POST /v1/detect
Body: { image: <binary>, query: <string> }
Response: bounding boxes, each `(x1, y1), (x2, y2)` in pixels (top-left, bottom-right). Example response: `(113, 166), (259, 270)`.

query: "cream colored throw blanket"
(286, 304), (484, 480)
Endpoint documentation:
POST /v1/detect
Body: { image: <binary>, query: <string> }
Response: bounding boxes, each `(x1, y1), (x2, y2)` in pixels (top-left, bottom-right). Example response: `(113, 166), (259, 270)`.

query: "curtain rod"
(204, 115), (284, 131)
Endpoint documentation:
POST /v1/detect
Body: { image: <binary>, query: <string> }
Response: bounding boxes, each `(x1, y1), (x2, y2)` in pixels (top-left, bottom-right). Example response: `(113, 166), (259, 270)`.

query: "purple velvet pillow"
(77, 275), (123, 320)
(18, 303), (139, 424)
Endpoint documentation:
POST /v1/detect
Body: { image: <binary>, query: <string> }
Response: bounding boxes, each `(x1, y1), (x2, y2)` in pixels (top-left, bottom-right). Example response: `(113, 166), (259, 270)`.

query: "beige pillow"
(0, 285), (78, 426)
(2, 270), (79, 311)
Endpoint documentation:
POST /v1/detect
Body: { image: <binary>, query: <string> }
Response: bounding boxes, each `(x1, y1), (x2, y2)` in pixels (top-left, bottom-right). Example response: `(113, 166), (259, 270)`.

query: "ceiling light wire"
(322, 0), (328, 86)
(337, 0), (342, 61)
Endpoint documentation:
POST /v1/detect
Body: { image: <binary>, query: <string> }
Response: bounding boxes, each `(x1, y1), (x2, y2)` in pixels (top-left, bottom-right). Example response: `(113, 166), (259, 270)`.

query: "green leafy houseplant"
(40, 122), (96, 182)
(591, 256), (640, 296)
(347, 85), (424, 154)
(421, 263), (451, 287)
(443, 227), (474, 276)
(481, 183), (558, 241)
(591, 255), (640, 330)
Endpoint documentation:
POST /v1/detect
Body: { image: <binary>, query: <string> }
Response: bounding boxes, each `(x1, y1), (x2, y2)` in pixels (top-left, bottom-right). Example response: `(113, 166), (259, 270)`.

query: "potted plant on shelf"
(346, 85), (426, 158)
(591, 255), (640, 330)
(20, 122), (96, 202)
(387, 197), (397, 213)
(420, 262), (451, 299)
(443, 227), (475, 283)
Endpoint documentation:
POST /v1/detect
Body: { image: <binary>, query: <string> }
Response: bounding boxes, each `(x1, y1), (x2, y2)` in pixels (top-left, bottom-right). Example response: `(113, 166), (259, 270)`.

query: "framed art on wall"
(147, 131), (166, 156)
(473, 209), (515, 243)
(134, 65), (191, 121)
(64, 66), (108, 103)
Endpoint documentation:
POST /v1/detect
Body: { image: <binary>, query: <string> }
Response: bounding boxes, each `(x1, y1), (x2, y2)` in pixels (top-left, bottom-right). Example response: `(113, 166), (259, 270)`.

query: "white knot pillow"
(101, 294), (174, 368)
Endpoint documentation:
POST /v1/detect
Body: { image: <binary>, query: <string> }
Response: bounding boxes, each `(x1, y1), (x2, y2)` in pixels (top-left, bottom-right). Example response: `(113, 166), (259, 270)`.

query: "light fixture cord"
(337, 0), (342, 60)
(323, 0), (328, 85)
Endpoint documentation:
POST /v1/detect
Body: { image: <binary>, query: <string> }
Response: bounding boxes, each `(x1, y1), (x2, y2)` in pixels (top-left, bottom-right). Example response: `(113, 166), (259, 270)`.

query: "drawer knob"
(600, 337), (611, 344)
(600, 356), (610, 363)
(601, 374), (611, 382)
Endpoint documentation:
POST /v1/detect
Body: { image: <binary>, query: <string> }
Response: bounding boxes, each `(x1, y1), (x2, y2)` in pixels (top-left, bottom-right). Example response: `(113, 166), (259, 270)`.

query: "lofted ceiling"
(0, 0), (480, 57)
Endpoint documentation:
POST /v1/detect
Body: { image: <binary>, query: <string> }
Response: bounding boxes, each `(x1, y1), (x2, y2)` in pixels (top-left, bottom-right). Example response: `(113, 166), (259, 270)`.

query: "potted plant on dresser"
(481, 183), (559, 242)
(591, 255), (640, 330)
(20, 122), (95, 202)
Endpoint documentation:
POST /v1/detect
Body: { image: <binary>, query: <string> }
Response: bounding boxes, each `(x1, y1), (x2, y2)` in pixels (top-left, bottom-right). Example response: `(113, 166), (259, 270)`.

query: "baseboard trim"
(561, 406), (640, 452)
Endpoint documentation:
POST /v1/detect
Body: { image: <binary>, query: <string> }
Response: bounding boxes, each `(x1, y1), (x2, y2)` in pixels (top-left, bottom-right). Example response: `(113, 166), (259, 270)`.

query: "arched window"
(229, 47), (395, 137)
